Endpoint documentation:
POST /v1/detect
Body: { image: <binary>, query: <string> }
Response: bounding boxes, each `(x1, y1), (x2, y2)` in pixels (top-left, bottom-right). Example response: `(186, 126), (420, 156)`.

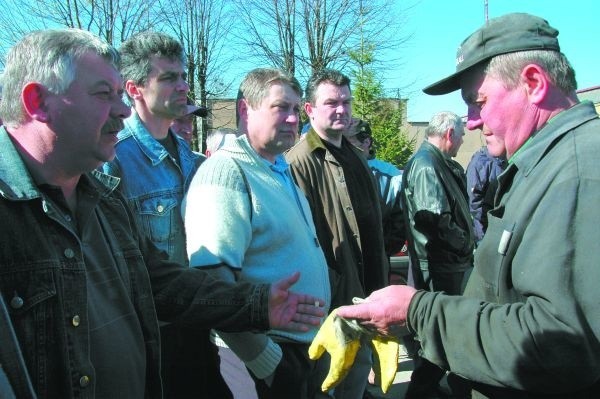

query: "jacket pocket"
(136, 196), (179, 244)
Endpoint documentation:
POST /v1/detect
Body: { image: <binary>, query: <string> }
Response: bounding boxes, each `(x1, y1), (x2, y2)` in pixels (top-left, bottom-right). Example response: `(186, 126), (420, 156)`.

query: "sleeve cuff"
(245, 340), (282, 379)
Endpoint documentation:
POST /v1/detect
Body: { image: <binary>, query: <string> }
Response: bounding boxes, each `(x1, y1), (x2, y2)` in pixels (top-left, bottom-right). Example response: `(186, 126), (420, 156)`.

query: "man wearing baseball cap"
(330, 12), (600, 398)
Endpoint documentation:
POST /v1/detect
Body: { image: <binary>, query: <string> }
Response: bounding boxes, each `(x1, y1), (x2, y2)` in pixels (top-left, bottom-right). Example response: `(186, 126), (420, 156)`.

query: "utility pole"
(484, 0), (489, 22)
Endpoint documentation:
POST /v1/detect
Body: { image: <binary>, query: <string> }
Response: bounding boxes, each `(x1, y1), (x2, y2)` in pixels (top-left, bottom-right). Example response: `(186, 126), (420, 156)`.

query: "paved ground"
(364, 343), (413, 399)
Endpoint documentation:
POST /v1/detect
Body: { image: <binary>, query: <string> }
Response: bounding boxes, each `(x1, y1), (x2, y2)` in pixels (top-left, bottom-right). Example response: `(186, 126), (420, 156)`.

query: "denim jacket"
(103, 112), (204, 265)
(0, 127), (270, 398)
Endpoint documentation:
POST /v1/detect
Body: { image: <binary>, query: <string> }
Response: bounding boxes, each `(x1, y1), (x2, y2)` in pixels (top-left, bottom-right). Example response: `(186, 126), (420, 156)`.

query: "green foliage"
(349, 42), (416, 168)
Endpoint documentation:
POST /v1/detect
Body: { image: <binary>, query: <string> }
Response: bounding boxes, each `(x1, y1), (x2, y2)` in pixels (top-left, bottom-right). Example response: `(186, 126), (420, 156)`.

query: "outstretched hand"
(336, 285), (417, 336)
(268, 272), (325, 331)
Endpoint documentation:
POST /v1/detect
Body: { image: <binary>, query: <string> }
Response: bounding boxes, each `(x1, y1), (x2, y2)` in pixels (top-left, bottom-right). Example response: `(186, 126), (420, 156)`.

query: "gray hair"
(485, 49), (577, 94)
(305, 69), (351, 104)
(206, 127), (240, 154)
(0, 28), (119, 125)
(236, 68), (302, 126)
(119, 31), (184, 97)
(426, 111), (464, 138)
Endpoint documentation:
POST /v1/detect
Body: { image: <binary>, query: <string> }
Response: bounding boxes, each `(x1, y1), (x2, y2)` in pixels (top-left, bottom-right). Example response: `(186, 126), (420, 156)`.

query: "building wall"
(405, 122), (485, 168)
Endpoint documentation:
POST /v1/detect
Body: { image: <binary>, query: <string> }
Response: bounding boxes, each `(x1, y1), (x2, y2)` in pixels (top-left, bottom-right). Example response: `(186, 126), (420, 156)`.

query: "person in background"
(466, 144), (507, 244)
(183, 68), (331, 399)
(171, 100), (208, 147)
(0, 28), (324, 399)
(337, 12), (600, 398)
(205, 127), (241, 157)
(286, 69), (388, 399)
(400, 110), (474, 398)
(343, 118), (405, 257)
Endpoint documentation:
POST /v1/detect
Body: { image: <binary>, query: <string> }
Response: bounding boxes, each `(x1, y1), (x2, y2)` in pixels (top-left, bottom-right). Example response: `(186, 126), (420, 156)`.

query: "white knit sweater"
(182, 135), (331, 378)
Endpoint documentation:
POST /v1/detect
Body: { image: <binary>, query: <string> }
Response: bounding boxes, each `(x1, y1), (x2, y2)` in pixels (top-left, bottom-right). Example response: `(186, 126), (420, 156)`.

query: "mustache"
(103, 119), (124, 133)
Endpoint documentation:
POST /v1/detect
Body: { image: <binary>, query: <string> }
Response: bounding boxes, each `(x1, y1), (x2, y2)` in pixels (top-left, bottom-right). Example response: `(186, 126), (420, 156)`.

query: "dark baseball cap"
(186, 104), (208, 118)
(423, 13), (560, 95)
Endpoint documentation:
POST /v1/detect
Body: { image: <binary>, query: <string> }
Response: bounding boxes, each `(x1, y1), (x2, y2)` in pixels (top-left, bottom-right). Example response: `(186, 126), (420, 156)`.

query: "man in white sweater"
(183, 68), (331, 399)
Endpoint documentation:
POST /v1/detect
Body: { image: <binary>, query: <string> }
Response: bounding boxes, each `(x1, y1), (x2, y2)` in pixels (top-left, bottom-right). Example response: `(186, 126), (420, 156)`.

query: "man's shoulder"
(286, 138), (312, 157)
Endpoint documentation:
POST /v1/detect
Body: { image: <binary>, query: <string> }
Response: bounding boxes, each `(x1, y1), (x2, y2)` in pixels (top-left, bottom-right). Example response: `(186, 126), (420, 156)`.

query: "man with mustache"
(285, 69), (389, 399)
(0, 29), (325, 399)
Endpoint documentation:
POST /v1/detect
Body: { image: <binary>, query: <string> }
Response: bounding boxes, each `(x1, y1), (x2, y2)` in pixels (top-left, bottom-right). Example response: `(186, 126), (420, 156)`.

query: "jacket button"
(10, 296), (24, 309)
(156, 205), (164, 213)
(79, 375), (90, 387)
(64, 248), (75, 258)
(72, 315), (81, 327)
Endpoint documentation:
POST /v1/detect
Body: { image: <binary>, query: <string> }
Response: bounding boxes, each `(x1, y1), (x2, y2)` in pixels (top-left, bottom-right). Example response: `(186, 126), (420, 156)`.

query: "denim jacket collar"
(120, 110), (186, 167)
(0, 126), (119, 202)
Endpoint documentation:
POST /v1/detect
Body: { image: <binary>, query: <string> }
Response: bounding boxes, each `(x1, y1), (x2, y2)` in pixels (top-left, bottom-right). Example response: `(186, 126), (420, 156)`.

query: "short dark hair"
(119, 31), (184, 90)
(305, 69), (350, 104)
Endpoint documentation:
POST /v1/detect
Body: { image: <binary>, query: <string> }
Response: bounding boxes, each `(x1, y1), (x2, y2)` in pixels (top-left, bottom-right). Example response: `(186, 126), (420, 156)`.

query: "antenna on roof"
(484, 0), (489, 22)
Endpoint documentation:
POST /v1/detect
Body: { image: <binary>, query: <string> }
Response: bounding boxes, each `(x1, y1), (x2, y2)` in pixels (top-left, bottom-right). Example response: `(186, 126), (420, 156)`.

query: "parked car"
(389, 241), (409, 285)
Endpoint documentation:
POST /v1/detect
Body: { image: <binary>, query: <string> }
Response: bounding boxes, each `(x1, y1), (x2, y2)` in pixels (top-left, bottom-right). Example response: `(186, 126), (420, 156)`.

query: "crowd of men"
(1, 10), (600, 399)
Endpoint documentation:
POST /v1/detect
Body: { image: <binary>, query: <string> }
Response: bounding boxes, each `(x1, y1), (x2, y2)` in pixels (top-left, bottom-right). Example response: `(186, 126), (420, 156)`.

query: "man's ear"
(445, 127), (454, 142)
(22, 82), (50, 122)
(125, 80), (143, 101)
(521, 64), (547, 105)
(304, 102), (313, 118)
(237, 98), (249, 124)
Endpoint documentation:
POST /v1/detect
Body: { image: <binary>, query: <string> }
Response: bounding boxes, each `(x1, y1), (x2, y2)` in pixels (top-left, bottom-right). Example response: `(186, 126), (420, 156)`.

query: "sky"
(394, 0), (600, 121)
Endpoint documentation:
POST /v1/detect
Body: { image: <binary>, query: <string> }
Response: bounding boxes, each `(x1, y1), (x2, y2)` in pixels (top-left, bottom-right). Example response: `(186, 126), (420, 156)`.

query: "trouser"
(329, 343), (372, 399)
(218, 346), (258, 399)
(160, 324), (232, 399)
(249, 342), (368, 399)
(406, 267), (472, 398)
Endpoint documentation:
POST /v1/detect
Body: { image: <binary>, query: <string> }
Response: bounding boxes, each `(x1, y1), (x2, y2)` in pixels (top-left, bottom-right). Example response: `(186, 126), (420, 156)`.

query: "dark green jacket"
(401, 140), (475, 287)
(408, 102), (600, 398)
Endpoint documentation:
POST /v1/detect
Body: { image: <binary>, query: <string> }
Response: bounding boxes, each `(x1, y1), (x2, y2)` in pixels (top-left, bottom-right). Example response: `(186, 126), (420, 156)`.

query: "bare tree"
(229, 0), (409, 82)
(0, 0), (162, 54)
(159, 0), (237, 152)
(230, 0), (298, 75)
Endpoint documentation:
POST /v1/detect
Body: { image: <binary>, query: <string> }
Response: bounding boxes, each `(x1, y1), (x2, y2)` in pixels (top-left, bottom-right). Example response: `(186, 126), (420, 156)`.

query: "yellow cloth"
(308, 308), (400, 393)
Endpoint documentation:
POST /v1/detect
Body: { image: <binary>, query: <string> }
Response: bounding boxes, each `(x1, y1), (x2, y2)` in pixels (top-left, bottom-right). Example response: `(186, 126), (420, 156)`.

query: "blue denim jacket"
(103, 112), (204, 266)
(0, 127), (270, 399)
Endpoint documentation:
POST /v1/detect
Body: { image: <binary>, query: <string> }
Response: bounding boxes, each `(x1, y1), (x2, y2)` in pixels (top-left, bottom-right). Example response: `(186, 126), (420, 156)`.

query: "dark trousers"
(406, 268), (472, 398)
(251, 343), (327, 399)
(160, 323), (232, 399)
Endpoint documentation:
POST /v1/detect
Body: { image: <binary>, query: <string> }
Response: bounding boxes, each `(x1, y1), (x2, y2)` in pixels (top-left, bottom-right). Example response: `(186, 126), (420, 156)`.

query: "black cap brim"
(422, 71), (463, 95)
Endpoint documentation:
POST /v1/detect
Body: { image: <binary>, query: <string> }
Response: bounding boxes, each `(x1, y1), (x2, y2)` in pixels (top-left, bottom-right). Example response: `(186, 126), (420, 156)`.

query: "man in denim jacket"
(0, 29), (324, 399)
(102, 31), (218, 398)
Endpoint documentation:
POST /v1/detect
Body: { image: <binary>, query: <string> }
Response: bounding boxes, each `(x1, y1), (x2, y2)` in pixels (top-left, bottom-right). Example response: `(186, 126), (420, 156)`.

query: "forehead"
(314, 82), (350, 101)
(74, 52), (122, 87)
(148, 55), (184, 74)
(260, 82), (300, 103)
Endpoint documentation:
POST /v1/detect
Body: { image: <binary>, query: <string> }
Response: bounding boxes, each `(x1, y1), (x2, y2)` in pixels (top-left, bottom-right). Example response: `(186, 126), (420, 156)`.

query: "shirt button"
(10, 296), (24, 309)
(79, 375), (90, 387)
(157, 205), (164, 213)
(65, 215), (72, 222)
(72, 315), (81, 327)
(64, 248), (75, 258)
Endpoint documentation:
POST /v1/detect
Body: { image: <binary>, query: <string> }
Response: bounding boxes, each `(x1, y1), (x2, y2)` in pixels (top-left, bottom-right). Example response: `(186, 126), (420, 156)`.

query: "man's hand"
(269, 272), (325, 331)
(336, 285), (417, 336)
